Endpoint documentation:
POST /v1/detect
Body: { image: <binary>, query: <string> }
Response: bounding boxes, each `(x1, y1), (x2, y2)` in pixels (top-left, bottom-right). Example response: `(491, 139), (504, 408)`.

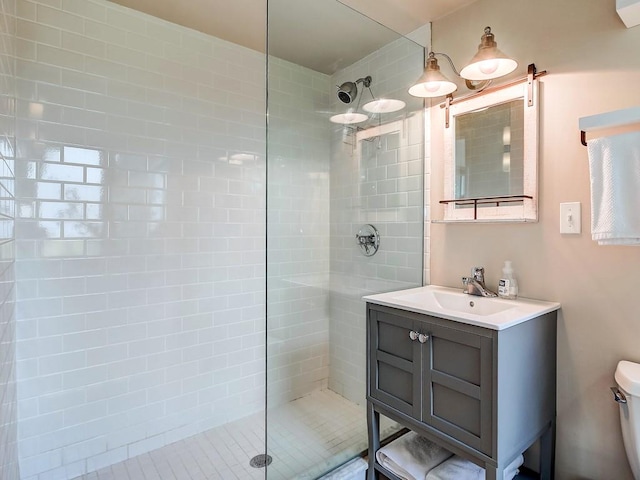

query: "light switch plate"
(560, 202), (581, 234)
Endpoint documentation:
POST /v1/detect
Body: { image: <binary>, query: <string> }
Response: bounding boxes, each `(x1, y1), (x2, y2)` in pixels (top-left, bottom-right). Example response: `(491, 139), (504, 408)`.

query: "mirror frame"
(442, 79), (539, 222)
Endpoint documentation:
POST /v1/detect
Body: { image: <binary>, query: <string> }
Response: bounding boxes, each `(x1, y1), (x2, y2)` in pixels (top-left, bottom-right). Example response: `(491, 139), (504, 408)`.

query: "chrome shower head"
(336, 76), (372, 104)
(337, 81), (358, 104)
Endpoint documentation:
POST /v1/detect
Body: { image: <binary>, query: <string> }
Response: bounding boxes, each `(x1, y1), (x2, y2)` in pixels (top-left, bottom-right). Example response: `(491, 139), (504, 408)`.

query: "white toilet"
(614, 360), (640, 480)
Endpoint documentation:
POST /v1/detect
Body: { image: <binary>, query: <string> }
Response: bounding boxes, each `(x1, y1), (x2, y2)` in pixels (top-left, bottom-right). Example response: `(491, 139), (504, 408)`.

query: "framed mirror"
(442, 79), (539, 222)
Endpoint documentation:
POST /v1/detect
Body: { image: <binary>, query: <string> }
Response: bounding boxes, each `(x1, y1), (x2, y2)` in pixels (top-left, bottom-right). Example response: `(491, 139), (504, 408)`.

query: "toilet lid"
(615, 360), (640, 396)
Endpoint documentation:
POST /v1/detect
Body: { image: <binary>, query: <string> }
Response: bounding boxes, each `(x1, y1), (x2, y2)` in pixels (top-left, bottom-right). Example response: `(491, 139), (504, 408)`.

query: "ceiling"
(108, 0), (476, 75)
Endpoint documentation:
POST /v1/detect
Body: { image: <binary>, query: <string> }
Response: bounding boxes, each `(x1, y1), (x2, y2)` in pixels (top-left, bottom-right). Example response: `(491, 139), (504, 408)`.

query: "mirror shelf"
(431, 219), (538, 224)
(439, 194), (533, 221)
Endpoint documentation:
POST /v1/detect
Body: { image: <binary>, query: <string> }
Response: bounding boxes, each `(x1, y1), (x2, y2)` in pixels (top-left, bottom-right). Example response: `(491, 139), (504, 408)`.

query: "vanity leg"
(485, 464), (498, 480)
(367, 402), (380, 480)
(539, 421), (556, 480)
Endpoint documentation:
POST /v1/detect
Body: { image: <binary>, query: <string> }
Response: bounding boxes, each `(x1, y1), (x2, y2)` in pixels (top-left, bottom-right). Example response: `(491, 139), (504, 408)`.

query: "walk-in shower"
(0, 0), (425, 479)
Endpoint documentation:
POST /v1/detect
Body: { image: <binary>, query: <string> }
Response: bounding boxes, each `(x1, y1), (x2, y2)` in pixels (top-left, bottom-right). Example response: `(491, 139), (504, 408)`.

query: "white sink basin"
(396, 290), (517, 316)
(363, 285), (560, 330)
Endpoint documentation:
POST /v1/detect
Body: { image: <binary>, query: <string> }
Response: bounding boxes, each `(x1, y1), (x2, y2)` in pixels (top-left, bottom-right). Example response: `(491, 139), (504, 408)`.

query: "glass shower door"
(265, 1), (425, 478)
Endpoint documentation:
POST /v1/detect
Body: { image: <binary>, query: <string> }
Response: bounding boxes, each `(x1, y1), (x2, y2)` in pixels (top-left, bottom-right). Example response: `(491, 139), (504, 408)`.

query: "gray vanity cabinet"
(366, 303), (557, 480)
(369, 306), (493, 454)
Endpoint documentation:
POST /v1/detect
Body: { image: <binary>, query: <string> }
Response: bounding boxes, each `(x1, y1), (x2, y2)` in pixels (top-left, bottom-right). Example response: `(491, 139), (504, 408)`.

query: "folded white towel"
(375, 432), (453, 480)
(425, 456), (484, 480)
(425, 453), (524, 480)
(587, 131), (640, 245)
(503, 454), (525, 480)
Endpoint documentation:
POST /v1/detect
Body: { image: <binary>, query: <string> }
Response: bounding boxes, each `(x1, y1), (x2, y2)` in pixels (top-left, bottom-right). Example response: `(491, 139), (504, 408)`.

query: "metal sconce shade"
(408, 54), (457, 98)
(363, 98), (406, 113)
(329, 111), (368, 124)
(459, 26), (517, 81)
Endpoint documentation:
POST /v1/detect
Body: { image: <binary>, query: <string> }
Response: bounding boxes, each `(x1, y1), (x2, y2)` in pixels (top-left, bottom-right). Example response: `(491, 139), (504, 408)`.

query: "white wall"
(328, 37), (425, 404)
(13, 1), (266, 478)
(0, 0), (19, 478)
(430, 1), (640, 478)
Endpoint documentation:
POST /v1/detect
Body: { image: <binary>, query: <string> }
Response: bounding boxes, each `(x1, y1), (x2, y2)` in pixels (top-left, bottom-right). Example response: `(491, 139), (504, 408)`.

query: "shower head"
(336, 76), (372, 104)
(337, 81), (357, 104)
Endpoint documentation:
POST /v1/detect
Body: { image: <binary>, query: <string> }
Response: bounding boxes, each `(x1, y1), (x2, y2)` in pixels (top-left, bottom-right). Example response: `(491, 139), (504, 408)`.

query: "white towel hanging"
(587, 131), (640, 245)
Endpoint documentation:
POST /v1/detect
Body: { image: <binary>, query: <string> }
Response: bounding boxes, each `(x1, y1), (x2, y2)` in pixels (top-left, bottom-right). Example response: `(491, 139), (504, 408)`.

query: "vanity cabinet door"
(368, 308), (422, 418)
(421, 320), (494, 455)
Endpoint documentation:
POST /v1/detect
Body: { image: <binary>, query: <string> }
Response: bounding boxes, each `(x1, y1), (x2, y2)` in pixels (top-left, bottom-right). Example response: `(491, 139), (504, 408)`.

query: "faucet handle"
(461, 277), (472, 294)
(471, 266), (485, 282)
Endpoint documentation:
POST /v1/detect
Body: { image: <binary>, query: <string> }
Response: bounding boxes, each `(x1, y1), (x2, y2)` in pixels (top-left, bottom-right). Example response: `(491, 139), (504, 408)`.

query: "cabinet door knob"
(418, 333), (430, 343)
(409, 331), (418, 341)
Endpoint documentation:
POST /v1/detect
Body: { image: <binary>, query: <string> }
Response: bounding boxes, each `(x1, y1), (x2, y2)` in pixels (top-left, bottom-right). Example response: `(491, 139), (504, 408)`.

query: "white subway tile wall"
(266, 57), (332, 406)
(0, 0), (19, 479)
(14, 1), (266, 478)
(328, 38), (425, 405)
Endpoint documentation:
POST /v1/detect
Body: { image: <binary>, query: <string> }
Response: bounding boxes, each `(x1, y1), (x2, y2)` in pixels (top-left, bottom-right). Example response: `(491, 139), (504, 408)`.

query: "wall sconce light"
(409, 26), (518, 99)
(408, 52), (458, 98)
(460, 27), (517, 81)
(331, 75), (405, 125)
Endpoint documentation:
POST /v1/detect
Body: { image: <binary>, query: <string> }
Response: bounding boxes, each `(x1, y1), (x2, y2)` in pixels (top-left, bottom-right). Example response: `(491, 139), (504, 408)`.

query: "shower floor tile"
(74, 389), (399, 480)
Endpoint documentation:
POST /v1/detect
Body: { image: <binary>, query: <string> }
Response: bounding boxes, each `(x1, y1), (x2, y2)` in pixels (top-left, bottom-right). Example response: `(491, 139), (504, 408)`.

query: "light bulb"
(502, 152), (511, 172)
(409, 80), (456, 97)
(424, 82), (442, 93)
(479, 59), (499, 75)
(502, 126), (511, 145)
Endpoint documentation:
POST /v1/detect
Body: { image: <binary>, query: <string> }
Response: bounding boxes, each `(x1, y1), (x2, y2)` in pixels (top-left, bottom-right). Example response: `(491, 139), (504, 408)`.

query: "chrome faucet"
(462, 267), (498, 297)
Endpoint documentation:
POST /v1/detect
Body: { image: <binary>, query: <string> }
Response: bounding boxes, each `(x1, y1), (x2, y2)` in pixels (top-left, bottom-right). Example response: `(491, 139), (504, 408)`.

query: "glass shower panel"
(266, 1), (424, 477)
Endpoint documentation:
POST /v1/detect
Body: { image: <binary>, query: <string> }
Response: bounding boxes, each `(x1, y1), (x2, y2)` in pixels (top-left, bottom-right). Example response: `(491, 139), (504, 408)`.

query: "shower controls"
(356, 224), (380, 256)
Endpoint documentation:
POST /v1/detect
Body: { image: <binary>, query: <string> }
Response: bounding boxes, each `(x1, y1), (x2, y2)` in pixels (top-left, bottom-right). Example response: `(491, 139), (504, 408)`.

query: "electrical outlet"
(560, 202), (581, 234)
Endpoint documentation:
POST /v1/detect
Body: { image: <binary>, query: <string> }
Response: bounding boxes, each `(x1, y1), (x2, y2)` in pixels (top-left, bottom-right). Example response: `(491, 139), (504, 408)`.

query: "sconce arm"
(431, 51), (461, 76)
(431, 51), (492, 92)
(465, 78), (492, 92)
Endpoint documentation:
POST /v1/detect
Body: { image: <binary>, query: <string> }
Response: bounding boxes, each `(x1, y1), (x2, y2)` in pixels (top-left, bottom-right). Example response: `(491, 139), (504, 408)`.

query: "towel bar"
(579, 106), (640, 146)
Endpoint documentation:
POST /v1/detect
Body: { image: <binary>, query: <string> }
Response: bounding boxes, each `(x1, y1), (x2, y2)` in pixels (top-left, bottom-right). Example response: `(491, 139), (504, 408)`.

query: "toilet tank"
(615, 360), (640, 480)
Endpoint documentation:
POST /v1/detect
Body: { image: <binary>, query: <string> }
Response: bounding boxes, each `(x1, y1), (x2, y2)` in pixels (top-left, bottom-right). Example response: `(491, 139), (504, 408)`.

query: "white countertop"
(363, 284), (560, 330)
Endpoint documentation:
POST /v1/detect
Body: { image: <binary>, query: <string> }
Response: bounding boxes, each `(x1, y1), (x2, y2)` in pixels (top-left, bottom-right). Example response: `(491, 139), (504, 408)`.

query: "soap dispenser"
(498, 261), (518, 299)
